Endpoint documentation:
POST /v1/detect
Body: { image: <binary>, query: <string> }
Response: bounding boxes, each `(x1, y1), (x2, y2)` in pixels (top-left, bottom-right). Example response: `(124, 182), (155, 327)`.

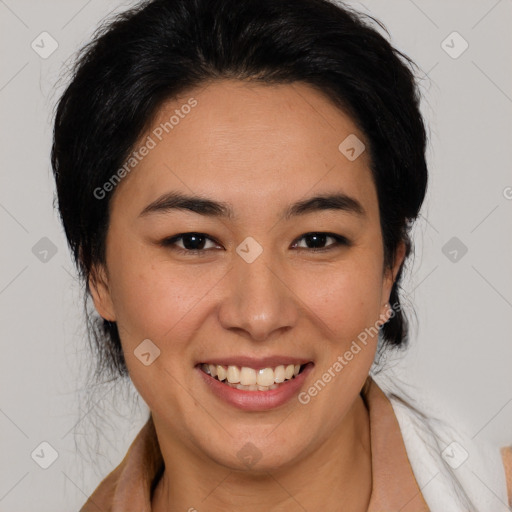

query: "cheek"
(106, 249), (224, 346)
(302, 258), (384, 336)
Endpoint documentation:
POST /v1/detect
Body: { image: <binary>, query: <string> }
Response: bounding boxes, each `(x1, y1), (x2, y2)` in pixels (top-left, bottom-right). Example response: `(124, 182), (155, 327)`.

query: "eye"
(161, 232), (221, 254)
(291, 232), (350, 252)
(160, 231), (350, 256)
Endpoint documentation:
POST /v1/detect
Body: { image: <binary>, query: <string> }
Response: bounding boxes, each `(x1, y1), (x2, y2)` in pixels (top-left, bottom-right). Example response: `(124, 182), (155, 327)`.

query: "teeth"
(240, 367), (257, 386)
(226, 365), (240, 384)
(217, 365), (227, 381)
(201, 362), (306, 388)
(284, 364), (295, 380)
(274, 365), (285, 383)
(232, 383), (279, 391)
(257, 367), (274, 387)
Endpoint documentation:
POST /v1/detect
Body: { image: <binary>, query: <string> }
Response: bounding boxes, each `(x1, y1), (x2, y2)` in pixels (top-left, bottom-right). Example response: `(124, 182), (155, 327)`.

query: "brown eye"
(291, 232), (350, 251)
(161, 233), (221, 254)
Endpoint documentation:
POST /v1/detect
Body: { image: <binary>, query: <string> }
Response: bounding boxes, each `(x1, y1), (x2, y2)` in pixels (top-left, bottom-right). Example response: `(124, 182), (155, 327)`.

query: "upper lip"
(198, 356), (312, 369)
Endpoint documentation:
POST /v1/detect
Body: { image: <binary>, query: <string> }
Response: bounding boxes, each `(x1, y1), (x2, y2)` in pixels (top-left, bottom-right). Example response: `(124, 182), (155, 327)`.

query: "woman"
(51, 0), (511, 510)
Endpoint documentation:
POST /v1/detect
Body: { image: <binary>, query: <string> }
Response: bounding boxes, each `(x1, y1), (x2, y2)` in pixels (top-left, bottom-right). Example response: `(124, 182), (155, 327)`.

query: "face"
(90, 79), (403, 473)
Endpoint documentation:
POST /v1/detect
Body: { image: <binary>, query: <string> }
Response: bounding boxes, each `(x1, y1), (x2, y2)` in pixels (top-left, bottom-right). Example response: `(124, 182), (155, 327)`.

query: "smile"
(200, 363), (307, 391)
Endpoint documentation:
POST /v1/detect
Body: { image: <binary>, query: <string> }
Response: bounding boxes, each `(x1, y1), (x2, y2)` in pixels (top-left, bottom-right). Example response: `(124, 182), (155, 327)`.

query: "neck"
(152, 394), (372, 512)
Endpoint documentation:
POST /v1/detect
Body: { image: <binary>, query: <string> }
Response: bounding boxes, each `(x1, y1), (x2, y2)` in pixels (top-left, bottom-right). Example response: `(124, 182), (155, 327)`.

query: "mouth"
(199, 362), (312, 392)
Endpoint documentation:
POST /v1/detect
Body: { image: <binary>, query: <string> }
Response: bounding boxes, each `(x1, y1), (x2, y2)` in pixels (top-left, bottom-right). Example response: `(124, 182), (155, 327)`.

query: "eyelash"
(160, 232), (350, 256)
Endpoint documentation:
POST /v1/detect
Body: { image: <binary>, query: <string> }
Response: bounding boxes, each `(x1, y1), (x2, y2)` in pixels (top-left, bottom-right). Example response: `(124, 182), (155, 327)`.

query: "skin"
(90, 79), (405, 511)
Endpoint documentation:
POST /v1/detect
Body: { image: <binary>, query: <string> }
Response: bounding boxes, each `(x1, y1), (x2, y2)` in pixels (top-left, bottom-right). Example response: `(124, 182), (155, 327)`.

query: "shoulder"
(501, 445), (512, 507)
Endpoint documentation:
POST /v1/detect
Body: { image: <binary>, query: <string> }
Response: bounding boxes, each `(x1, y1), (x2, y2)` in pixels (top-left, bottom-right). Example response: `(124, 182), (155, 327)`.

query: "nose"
(217, 248), (299, 342)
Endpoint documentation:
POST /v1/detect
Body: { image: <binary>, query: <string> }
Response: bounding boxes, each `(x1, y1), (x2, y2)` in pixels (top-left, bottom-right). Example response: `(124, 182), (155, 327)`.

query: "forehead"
(111, 79), (377, 221)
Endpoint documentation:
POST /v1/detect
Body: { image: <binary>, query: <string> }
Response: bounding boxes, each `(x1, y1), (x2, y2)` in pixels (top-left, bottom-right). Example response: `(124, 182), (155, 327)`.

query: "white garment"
(372, 370), (510, 512)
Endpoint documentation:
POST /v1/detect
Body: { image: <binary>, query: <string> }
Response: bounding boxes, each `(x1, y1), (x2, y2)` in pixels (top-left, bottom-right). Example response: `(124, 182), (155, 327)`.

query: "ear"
(381, 240), (406, 308)
(88, 264), (116, 322)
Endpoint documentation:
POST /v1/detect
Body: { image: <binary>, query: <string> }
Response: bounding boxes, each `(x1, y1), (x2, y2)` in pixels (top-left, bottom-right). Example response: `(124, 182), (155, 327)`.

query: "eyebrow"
(138, 191), (365, 219)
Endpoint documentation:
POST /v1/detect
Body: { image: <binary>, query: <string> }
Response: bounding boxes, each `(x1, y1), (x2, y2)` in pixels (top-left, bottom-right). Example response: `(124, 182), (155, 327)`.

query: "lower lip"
(197, 363), (314, 411)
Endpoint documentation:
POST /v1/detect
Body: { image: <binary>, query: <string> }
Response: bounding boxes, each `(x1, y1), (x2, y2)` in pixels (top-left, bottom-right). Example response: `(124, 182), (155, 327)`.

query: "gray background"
(1, 0), (511, 510)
